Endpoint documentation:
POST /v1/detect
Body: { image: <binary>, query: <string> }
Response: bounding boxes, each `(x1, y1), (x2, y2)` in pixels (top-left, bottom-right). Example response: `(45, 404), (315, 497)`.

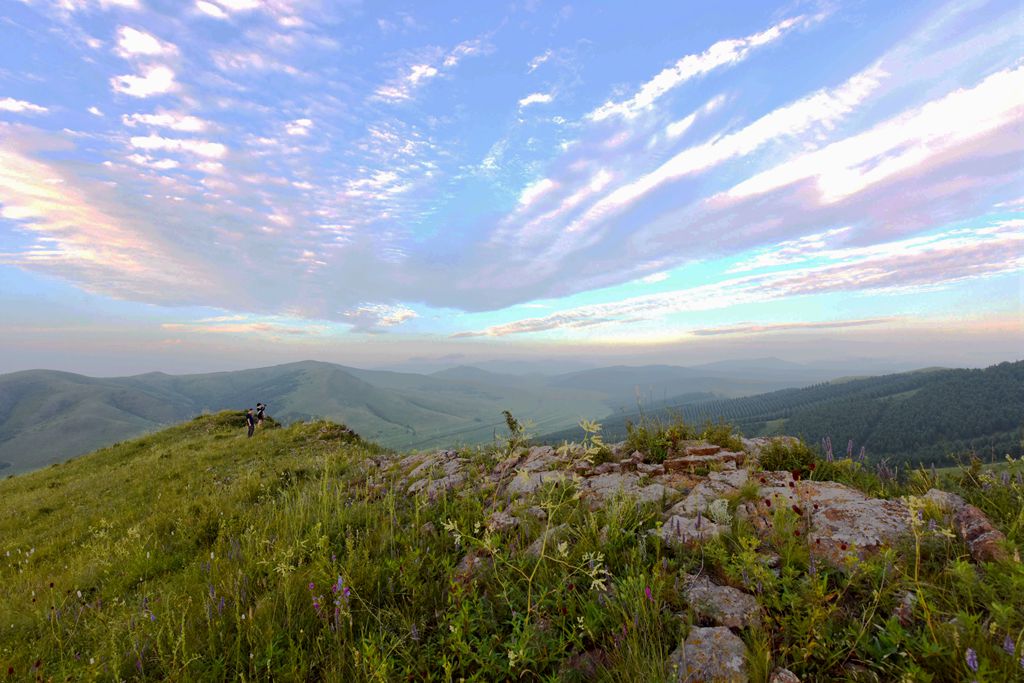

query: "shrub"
(758, 438), (818, 473)
(699, 420), (744, 452)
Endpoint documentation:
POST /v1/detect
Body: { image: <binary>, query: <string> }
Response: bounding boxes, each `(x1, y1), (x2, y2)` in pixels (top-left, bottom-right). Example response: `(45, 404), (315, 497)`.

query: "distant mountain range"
(0, 358), (840, 475)
(3, 358), (1017, 475)
(538, 361), (1024, 466)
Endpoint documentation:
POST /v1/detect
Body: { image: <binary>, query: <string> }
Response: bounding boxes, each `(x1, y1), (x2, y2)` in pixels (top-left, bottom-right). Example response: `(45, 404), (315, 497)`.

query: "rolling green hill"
(0, 361), (610, 474)
(539, 361), (1024, 465)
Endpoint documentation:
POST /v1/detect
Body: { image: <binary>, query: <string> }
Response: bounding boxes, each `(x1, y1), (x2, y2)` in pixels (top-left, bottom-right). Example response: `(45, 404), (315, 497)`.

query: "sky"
(0, 0), (1021, 375)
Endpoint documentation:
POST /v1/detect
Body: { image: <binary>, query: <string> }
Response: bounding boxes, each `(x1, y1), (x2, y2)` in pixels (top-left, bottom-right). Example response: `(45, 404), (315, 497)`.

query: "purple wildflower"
(858, 446), (866, 462)
(966, 647), (978, 672)
(1004, 635), (1015, 656)
(644, 586), (653, 602)
(847, 439), (854, 459)
(308, 582), (315, 591)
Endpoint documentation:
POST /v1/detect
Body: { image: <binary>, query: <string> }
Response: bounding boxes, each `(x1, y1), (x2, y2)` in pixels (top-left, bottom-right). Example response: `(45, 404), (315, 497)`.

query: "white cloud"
(122, 111), (207, 132)
(563, 65), (885, 236)
(342, 303), (418, 330)
(130, 134), (228, 158)
(0, 97), (48, 114)
(589, 16), (809, 121)
(115, 26), (177, 58)
(216, 0), (261, 11)
(407, 64), (438, 85)
(195, 161), (224, 174)
(284, 118), (313, 136)
(527, 50), (552, 73)
(518, 92), (553, 108)
(457, 220), (1023, 338)
(725, 65), (1024, 204)
(195, 0), (228, 19)
(110, 65), (177, 98)
(126, 154), (180, 170)
(518, 177), (556, 207)
(640, 272), (669, 284)
(87, 106), (104, 117)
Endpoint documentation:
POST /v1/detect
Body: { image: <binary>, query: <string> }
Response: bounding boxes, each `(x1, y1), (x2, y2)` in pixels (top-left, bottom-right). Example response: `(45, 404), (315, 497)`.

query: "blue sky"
(0, 0), (1021, 374)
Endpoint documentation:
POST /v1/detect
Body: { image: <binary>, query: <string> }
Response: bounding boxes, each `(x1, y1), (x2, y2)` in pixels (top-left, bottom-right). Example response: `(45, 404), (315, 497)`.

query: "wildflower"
(1004, 635), (1015, 656)
(808, 463), (816, 471)
(644, 586), (653, 602)
(966, 647), (978, 672)
(787, 481), (795, 488)
(793, 530), (801, 537)
(759, 477), (767, 484)
(846, 439), (854, 459)
(308, 582), (315, 591)
(764, 499), (771, 507)
(792, 505), (803, 516)
(840, 543), (848, 551)
(695, 510), (703, 531)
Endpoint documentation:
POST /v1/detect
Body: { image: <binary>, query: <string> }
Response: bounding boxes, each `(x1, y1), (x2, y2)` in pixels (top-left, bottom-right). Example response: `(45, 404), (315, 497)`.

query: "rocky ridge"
(373, 435), (1007, 682)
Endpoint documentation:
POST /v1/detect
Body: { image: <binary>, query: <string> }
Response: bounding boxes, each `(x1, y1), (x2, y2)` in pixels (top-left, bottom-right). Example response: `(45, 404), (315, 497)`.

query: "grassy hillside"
(0, 362), (609, 474)
(540, 361), (1024, 466)
(2, 414), (1024, 680)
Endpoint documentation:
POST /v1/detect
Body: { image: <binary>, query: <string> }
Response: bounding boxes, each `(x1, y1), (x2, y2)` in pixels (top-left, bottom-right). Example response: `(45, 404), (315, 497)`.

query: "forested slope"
(540, 361), (1024, 465)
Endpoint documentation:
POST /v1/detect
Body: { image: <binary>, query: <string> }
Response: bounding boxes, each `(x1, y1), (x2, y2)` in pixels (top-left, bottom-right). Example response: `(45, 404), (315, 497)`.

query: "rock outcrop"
(669, 626), (749, 682)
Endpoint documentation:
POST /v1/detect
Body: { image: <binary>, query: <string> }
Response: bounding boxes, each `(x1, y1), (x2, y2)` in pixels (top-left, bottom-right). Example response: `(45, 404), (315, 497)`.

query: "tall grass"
(0, 412), (1022, 681)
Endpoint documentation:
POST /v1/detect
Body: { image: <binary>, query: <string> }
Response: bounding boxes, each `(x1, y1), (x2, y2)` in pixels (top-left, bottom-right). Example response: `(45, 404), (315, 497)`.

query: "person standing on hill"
(245, 408), (256, 438)
(256, 403), (266, 426)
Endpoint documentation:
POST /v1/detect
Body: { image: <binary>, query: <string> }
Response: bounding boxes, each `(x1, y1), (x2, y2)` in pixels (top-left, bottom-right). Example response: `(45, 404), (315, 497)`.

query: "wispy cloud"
(122, 111), (207, 132)
(0, 97), (49, 114)
(129, 134), (227, 158)
(455, 220), (1023, 338)
(588, 15), (813, 121)
(342, 303), (418, 332)
(690, 317), (899, 336)
(518, 92), (553, 108)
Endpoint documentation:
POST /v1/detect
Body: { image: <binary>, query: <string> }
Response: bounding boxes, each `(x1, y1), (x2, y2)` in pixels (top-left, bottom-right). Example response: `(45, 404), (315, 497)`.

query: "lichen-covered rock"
(526, 523), (570, 557)
(683, 575), (761, 629)
(667, 470), (749, 518)
(669, 626), (749, 682)
(769, 667), (800, 683)
(486, 510), (519, 533)
(923, 488), (1007, 562)
(454, 550), (491, 582)
(582, 471), (672, 507)
(656, 515), (727, 546)
(506, 469), (567, 496)
(742, 476), (912, 567)
(686, 445), (723, 457)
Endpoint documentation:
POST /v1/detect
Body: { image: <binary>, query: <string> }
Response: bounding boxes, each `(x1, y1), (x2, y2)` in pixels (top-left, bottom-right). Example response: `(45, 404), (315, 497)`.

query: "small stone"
(669, 626), (748, 682)
(593, 462), (621, 475)
(769, 667), (800, 683)
(686, 445), (722, 457)
(683, 575), (761, 629)
(485, 511), (519, 533)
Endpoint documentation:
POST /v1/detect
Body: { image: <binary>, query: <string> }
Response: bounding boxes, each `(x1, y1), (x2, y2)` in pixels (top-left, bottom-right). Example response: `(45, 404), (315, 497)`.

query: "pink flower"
(644, 586), (653, 602)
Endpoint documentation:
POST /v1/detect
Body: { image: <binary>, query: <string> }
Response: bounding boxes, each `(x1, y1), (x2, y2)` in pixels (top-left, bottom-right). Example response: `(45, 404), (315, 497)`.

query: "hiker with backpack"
(256, 403), (266, 426)
(245, 408), (256, 437)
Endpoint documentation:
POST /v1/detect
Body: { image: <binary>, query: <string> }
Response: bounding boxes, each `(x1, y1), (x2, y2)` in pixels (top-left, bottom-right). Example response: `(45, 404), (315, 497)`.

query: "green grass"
(2, 412), (1023, 681)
